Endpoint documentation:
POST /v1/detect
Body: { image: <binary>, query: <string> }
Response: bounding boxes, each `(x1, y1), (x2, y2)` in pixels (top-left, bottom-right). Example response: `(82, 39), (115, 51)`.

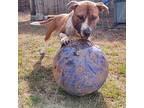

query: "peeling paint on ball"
(53, 40), (108, 96)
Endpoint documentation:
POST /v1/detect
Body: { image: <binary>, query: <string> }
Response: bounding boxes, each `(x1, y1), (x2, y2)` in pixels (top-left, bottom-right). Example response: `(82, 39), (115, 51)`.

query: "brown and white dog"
(30, 1), (109, 54)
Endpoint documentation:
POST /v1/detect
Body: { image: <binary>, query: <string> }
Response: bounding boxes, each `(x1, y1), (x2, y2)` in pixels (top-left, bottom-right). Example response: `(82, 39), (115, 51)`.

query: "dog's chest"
(65, 14), (75, 36)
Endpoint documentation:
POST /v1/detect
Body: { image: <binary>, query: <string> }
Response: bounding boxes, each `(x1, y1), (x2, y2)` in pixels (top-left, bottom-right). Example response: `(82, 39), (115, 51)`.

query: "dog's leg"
(39, 40), (48, 57)
(39, 21), (56, 56)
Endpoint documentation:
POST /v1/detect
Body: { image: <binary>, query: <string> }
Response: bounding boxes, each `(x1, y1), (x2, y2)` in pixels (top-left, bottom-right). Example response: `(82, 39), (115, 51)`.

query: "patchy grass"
(30, 95), (41, 105)
(18, 12), (126, 108)
(118, 64), (126, 77)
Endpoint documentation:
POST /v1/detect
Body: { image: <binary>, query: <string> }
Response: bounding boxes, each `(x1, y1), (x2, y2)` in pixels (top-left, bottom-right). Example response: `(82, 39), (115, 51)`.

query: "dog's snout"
(83, 28), (91, 37)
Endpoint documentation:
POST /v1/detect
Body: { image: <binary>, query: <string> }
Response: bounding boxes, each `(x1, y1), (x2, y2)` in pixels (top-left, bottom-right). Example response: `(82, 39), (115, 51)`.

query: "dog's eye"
(77, 15), (85, 21)
(91, 16), (97, 20)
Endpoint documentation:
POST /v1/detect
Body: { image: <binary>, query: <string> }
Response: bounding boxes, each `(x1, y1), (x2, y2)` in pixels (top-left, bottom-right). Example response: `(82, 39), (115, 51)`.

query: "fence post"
(30, 0), (36, 16)
(30, 0), (44, 20)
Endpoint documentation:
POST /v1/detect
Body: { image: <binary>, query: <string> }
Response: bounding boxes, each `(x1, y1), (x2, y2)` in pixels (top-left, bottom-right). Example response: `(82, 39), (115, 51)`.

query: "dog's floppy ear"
(67, 1), (79, 12)
(96, 2), (109, 15)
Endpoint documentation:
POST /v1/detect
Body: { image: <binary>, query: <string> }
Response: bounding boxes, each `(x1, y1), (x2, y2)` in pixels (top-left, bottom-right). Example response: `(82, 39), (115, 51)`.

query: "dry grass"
(18, 12), (126, 108)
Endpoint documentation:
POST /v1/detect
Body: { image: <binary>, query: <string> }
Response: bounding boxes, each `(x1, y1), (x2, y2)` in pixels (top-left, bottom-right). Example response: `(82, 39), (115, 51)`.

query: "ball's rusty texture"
(53, 40), (108, 96)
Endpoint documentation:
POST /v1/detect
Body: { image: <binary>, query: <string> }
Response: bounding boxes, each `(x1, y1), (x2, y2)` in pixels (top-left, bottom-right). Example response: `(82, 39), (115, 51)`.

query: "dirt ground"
(18, 11), (126, 108)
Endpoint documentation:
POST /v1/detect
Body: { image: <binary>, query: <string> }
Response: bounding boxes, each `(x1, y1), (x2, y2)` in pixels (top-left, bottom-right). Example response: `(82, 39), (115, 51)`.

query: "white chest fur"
(65, 12), (75, 36)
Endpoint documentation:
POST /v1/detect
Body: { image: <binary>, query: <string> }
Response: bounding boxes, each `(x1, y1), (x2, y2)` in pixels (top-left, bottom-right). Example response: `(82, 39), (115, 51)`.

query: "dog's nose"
(83, 28), (91, 37)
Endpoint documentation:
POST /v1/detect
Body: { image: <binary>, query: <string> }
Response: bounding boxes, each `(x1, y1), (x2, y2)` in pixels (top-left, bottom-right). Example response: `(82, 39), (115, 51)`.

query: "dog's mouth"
(80, 36), (89, 40)
(74, 31), (90, 40)
(74, 25), (91, 40)
(75, 31), (89, 40)
(80, 31), (92, 40)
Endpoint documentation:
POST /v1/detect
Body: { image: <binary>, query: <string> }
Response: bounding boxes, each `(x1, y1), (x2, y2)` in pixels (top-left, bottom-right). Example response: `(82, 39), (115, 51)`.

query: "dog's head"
(67, 1), (109, 39)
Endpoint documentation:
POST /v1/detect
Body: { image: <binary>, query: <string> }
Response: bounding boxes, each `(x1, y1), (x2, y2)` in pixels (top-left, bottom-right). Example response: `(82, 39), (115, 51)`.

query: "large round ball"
(53, 40), (108, 96)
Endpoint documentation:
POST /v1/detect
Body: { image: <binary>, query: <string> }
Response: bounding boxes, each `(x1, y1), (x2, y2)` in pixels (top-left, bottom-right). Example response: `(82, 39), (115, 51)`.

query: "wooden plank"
(30, 0), (36, 15)
(34, 0), (44, 20)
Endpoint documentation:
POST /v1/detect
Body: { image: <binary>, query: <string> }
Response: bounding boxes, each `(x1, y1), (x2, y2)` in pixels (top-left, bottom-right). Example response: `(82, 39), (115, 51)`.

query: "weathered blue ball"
(53, 40), (108, 96)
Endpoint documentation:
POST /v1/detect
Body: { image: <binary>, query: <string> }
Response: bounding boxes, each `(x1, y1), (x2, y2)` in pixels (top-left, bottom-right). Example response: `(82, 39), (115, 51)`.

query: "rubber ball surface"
(53, 40), (108, 96)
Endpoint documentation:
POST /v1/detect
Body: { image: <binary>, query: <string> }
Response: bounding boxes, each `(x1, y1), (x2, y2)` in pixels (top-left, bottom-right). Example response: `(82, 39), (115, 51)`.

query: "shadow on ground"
(26, 55), (108, 108)
(58, 91), (108, 108)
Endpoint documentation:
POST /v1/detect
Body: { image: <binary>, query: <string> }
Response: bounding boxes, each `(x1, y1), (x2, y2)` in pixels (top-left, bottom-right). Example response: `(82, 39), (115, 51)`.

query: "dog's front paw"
(59, 33), (70, 46)
(61, 38), (71, 47)
(61, 36), (70, 46)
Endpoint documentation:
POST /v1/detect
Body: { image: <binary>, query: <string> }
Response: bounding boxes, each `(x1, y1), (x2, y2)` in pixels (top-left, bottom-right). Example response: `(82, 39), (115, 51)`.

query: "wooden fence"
(18, 0), (30, 11)
(18, 0), (125, 27)
(30, 0), (73, 20)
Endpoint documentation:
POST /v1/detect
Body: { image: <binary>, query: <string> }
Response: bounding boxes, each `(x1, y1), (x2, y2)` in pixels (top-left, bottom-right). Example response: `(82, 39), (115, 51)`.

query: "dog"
(30, 1), (109, 55)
